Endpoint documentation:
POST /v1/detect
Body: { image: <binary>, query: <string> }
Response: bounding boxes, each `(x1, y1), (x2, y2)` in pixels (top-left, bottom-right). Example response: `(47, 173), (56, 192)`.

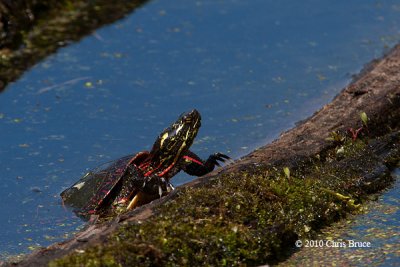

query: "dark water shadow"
(0, 0), (149, 92)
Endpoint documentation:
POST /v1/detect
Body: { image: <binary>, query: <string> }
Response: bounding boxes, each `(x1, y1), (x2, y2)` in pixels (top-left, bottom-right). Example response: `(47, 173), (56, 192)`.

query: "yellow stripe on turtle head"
(175, 123), (184, 134)
(160, 132), (169, 147)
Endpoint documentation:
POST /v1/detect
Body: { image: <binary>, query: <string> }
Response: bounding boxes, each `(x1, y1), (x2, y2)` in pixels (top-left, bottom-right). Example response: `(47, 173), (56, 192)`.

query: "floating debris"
(30, 187), (42, 193)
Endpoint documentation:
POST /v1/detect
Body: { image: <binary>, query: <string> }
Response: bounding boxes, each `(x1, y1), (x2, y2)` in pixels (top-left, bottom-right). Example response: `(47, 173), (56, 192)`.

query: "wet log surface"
(3, 42), (400, 265)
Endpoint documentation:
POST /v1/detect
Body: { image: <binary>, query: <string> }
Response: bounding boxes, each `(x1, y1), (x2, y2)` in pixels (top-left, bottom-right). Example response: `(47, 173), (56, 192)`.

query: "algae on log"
(7, 45), (400, 266)
(0, 0), (148, 92)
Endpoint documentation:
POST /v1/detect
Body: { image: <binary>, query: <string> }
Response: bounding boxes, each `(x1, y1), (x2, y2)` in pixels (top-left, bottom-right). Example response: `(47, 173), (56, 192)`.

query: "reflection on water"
(1, 0), (400, 259)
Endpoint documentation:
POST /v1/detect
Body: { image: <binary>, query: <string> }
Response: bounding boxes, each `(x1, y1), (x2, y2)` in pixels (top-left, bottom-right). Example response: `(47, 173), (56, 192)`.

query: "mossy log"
(6, 45), (400, 266)
(0, 0), (148, 91)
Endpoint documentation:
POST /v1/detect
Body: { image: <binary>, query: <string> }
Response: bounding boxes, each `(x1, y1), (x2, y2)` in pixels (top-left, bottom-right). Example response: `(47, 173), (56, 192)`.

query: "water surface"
(1, 0), (400, 259)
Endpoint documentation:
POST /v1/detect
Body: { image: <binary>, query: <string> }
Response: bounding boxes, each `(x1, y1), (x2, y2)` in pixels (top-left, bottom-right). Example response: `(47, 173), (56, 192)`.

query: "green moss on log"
(50, 131), (400, 266)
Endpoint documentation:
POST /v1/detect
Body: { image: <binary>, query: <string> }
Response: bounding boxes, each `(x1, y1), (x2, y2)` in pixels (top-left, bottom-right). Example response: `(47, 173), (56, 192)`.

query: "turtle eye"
(178, 112), (187, 120)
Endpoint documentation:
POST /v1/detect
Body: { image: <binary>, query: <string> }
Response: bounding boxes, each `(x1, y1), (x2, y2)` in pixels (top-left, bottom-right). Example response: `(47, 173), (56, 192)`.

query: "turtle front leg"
(182, 151), (230, 176)
(126, 175), (173, 210)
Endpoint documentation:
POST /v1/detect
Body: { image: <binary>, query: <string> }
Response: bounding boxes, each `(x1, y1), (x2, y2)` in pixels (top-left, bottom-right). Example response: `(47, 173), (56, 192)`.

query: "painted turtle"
(61, 109), (229, 219)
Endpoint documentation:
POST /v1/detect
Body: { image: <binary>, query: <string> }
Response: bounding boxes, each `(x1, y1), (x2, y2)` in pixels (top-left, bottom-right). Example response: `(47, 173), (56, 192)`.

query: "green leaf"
(360, 112), (368, 126)
(283, 167), (290, 179)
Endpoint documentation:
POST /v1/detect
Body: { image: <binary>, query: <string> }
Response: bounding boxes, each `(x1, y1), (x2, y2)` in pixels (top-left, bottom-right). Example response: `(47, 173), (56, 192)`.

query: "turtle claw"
(210, 152), (230, 165)
(197, 152), (231, 175)
(158, 185), (163, 198)
(168, 183), (175, 192)
(217, 153), (230, 160)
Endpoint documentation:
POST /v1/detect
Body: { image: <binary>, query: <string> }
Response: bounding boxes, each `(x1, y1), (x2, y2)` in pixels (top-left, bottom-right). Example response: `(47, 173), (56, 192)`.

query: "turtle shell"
(61, 152), (150, 218)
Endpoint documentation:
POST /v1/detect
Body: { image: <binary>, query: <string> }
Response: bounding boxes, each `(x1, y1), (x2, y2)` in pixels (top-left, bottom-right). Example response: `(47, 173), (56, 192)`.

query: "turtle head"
(151, 109), (201, 163)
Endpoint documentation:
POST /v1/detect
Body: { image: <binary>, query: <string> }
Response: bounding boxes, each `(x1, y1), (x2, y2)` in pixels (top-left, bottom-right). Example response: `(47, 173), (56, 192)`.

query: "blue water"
(1, 0), (400, 259)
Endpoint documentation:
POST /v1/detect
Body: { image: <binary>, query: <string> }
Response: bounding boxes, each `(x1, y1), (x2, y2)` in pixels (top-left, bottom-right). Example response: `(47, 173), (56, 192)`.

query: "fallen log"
(5, 45), (400, 266)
